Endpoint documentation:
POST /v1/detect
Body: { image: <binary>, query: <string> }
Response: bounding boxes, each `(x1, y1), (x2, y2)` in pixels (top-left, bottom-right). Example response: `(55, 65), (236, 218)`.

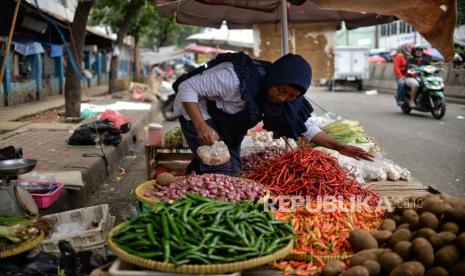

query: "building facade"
(336, 20), (431, 51)
(377, 21), (431, 50)
(253, 22), (338, 82)
(0, 0), (141, 107)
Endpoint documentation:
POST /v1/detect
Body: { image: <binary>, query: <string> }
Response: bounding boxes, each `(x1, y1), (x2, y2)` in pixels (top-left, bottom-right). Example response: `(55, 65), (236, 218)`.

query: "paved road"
(158, 87), (465, 196)
(307, 87), (465, 197)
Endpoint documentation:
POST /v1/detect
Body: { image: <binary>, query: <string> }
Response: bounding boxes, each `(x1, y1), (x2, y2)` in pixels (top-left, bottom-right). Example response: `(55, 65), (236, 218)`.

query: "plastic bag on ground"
(68, 120), (122, 146)
(99, 109), (131, 133)
(0, 252), (58, 276)
(58, 240), (109, 275)
(197, 141), (230, 166)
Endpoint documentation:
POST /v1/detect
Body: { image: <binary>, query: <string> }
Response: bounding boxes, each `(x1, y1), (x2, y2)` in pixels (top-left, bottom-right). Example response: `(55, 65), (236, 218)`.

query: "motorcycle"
(400, 65), (446, 120)
(157, 80), (177, 121)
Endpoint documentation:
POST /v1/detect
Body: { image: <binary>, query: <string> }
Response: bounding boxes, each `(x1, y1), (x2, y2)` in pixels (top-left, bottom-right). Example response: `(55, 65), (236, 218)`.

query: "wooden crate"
(145, 146), (194, 180)
(366, 180), (441, 205)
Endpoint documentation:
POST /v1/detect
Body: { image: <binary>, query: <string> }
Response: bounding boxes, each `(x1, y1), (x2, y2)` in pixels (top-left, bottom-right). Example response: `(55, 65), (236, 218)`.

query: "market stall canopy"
(185, 43), (230, 55)
(155, 0), (456, 61)
(156, 0), (393, 29)
(140, 49), (185, 65)
(186, 25), (253, 50)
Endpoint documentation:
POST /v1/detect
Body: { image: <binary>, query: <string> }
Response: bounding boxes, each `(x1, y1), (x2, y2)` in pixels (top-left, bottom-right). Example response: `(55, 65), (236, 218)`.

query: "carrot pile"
(273, 202), (384, 275)
(247, 148), (379, 205)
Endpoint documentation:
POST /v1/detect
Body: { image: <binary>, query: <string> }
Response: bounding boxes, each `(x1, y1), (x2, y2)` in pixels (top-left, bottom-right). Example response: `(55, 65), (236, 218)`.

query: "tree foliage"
(138, 8), (200, 49)
(458, 0), (465, 26)
(90, 0), (140, 33)
(90, 1), (199, 50)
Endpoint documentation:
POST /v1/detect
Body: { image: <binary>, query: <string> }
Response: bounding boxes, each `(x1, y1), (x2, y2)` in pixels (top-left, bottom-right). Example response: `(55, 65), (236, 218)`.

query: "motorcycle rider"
(393, 44), (411, 105)
(405, 46), (431, 108)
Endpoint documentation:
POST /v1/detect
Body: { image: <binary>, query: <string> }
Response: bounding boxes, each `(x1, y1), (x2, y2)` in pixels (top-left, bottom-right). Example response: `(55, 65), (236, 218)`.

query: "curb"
(40, 101), (162, 214)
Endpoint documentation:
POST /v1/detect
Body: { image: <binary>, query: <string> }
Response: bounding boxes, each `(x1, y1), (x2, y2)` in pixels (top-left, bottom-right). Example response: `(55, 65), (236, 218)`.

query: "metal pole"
(346, 28), (349, 46)
(281, 0), (289, 55)
(1, 0), (21, 106)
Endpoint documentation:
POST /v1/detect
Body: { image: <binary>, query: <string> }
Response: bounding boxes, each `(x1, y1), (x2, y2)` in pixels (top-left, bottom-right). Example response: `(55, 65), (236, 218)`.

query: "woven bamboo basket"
(135, 177), (267, 207)
(108, 223), (293, 274)
(288, 252), (353, 262)
(0, 231), (45, 258)
(135, 176), (184, 206)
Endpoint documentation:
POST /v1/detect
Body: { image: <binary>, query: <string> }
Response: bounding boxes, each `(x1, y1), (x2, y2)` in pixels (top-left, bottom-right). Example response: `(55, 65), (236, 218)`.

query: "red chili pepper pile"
(247, 148), (379, 205)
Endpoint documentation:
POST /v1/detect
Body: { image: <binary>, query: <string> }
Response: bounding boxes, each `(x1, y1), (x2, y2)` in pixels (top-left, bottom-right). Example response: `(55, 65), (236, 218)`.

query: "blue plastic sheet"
(50, 44), (63, 58)
(13, 42), (45, 56)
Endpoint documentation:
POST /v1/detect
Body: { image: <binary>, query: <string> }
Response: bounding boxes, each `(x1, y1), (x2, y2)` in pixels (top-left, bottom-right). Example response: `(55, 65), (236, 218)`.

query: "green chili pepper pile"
(111, 194), (294, 264)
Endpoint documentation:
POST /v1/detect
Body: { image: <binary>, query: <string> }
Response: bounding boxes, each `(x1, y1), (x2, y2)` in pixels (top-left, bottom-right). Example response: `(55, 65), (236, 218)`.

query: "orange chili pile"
(247, 148), (379, 205)
(274, 260), (334, 276)
(273, 202), (384, 276)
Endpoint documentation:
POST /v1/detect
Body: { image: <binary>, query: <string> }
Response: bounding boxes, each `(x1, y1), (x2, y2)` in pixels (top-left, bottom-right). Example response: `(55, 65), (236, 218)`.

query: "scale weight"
(0, 159), (39, 218)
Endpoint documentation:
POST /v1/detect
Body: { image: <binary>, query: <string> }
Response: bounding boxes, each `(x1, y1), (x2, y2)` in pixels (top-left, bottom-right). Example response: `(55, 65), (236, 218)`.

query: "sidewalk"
(0, 84), (163, 213)
(0, 85), (108, 122)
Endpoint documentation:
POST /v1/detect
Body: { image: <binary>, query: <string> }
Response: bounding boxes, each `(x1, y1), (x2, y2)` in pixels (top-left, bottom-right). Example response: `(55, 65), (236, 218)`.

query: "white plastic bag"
(197, 141), (230, 166)
(240, 130), (297, 157)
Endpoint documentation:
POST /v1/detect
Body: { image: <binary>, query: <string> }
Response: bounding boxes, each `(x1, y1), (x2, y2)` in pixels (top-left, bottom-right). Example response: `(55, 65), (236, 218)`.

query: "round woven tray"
(0, 231), (45, 258)
(108, 223), (293, 274)
(135, 180), (160, 206)
(135, 177), (266, 206)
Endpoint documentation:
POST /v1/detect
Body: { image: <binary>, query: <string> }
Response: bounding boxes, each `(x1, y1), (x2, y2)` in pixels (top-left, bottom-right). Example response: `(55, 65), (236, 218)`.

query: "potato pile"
(322, 194), (465, 276)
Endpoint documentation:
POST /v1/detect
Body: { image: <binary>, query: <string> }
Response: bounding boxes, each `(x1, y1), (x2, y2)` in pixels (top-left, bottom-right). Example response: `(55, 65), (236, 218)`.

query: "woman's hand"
(310, 132), (374, 161)
(182, 102), (219, 146)
(339, 145), (374, 161)
(196, 123), (219, 146)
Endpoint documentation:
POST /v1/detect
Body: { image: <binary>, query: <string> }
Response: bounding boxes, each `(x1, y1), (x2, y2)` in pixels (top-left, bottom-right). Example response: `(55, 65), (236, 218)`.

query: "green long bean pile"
(112, 194), (294, 264)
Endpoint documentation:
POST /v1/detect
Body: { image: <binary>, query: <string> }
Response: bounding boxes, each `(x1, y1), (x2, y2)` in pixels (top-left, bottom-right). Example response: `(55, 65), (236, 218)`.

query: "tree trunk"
(64, 1), (94, 117)
(155, 23), (170, 49)
(133, 32), (140, 82)
(109, 0), (143, 94)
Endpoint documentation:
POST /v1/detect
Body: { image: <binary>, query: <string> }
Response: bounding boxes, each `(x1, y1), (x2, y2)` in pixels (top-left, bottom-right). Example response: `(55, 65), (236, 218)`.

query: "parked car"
(329, 46), (369, 91)
(369, 48), (394, 62)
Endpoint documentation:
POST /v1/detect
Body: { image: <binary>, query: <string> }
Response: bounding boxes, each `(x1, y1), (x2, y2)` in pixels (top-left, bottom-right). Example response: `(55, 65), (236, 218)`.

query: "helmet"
(411, 46), (424, 56)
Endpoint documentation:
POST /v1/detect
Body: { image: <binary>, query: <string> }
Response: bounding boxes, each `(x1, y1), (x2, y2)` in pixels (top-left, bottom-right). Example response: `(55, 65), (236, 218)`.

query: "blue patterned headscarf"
(264, 54), (312, 94)
(261, 54), (313, 139)
(173, 52), (314, 140)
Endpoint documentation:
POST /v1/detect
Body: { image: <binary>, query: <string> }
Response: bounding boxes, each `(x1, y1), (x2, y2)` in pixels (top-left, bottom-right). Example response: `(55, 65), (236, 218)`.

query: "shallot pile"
(143, 173), (266, 202)
(241, 147), (284, 171)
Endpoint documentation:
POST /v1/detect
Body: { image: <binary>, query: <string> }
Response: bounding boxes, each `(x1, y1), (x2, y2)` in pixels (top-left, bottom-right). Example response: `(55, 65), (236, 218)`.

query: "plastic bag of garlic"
(240, 131), (297, 157)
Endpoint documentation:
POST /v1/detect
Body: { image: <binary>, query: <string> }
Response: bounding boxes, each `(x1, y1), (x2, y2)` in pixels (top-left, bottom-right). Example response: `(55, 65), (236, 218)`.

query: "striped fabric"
(174, 62), (245, 121)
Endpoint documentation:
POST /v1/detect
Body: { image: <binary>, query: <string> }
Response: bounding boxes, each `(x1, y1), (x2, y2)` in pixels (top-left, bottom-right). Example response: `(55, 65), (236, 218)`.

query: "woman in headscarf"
(173, 52), (373, 176)
(393, 44), (411, 105)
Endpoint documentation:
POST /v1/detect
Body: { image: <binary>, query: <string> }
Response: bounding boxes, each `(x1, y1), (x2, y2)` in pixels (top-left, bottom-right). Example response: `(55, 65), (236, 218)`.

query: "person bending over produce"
(173, 52), (373, 176)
